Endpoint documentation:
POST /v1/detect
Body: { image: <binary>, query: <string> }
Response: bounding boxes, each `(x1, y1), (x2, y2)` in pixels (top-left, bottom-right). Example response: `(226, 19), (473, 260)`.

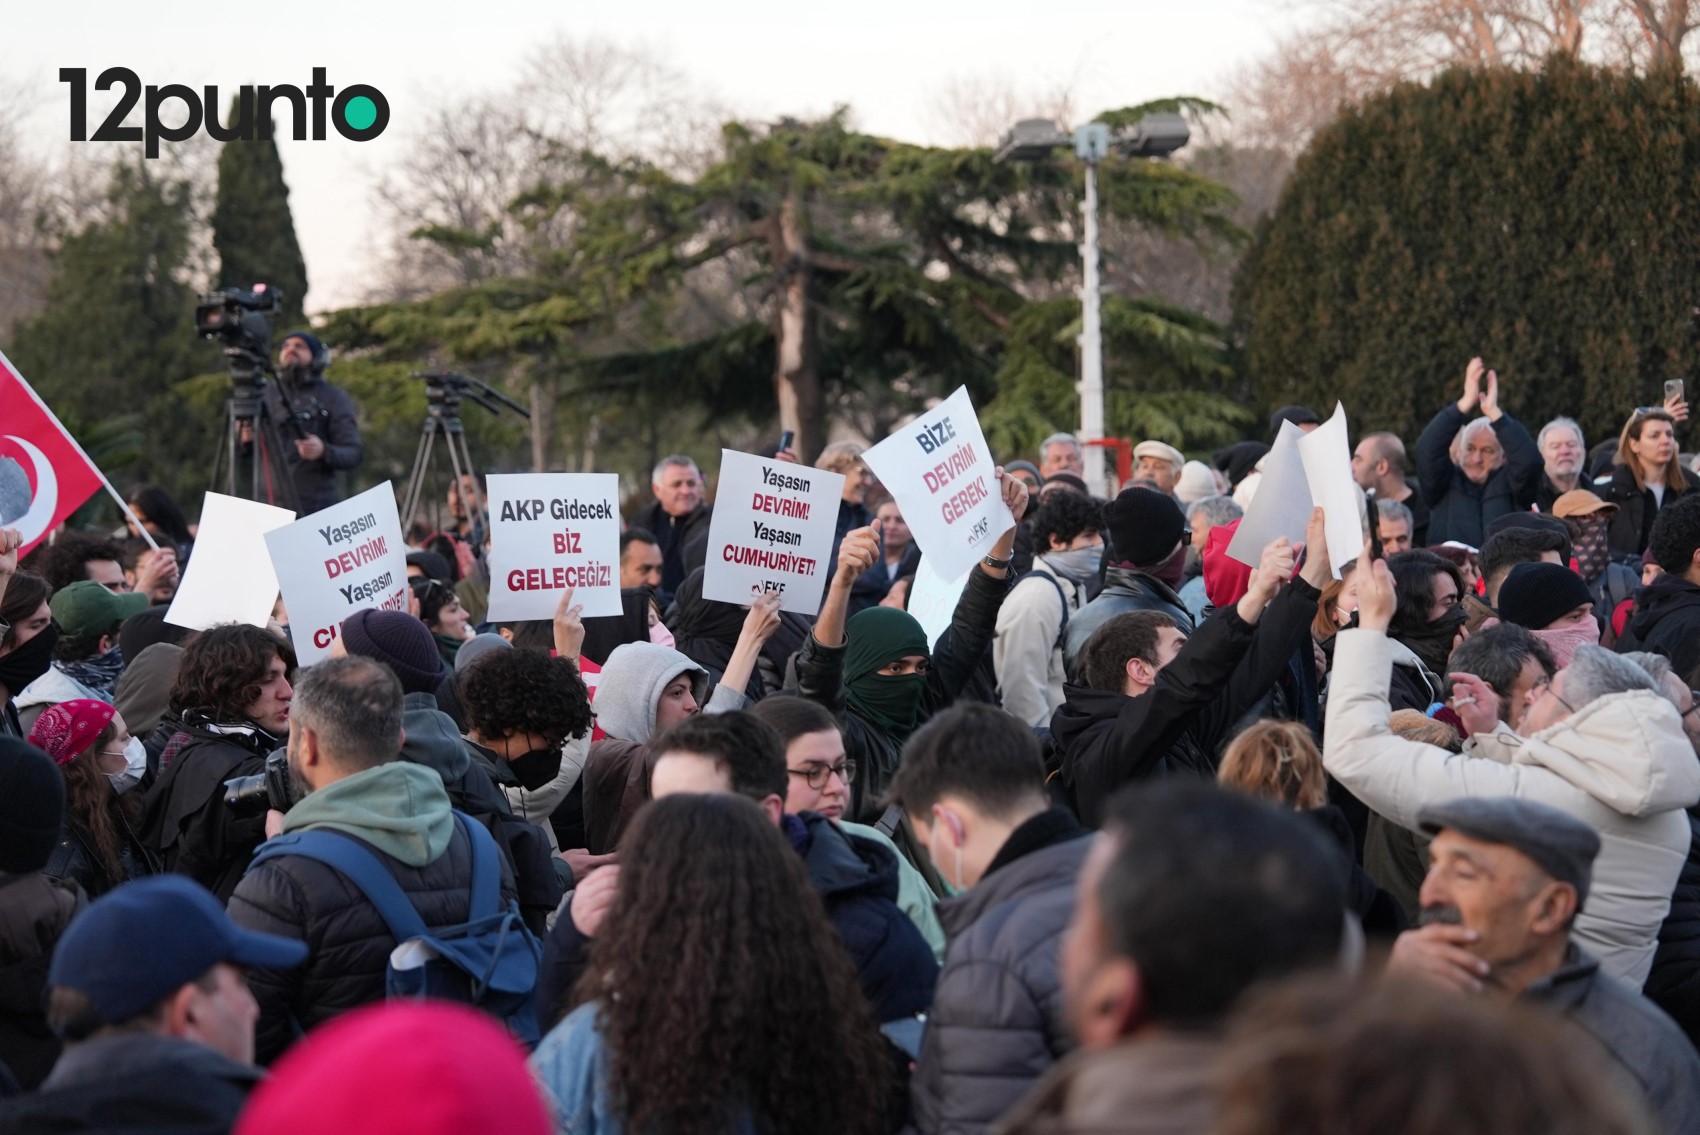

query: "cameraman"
(243, 332), (362, 514)
(137, 624), (295, 903)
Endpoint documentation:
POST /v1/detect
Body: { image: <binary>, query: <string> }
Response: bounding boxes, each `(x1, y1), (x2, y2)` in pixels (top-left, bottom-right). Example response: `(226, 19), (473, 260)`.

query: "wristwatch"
(981, 553), (1013, 571)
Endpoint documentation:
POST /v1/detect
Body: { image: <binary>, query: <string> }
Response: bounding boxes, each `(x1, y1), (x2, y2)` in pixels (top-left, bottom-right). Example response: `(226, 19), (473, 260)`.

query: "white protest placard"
(862, 386), (1014, 582)
(701, 449), (844, 616)
(484, 473), (622, 622)
(166, 493), (295, 631)
(1226, 402), (1365, 579)
(265, 481), (409, 664)
(906, 556), (971, 648)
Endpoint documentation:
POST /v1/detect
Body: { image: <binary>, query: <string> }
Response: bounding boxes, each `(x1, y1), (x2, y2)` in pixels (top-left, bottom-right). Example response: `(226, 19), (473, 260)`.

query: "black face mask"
(509, 747), (563, 791)
(0, 622), (59, 698)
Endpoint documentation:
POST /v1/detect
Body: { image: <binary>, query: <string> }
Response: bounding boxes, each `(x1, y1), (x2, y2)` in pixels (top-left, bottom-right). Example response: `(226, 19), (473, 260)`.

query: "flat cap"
(1418, 796), (1602, 907)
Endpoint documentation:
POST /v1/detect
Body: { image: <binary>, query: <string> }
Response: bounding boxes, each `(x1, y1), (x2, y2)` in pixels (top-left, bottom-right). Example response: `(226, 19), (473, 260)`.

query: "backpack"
(1012, 568), (1071, 651)
(249, 811), (543, 1047)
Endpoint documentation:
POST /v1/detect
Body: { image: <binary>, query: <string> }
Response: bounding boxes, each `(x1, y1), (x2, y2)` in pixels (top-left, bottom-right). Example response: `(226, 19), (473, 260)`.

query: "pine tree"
(212, 104), (308, 327)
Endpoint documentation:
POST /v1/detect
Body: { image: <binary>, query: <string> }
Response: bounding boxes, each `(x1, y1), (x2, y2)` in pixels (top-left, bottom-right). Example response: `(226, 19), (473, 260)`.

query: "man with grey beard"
(1536, 417), (1588, 512)
(1387, 796), (1700, 1133)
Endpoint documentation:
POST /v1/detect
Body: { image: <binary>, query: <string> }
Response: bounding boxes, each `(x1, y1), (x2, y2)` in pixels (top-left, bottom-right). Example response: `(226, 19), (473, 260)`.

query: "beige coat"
(1324, 628), (1700, 989)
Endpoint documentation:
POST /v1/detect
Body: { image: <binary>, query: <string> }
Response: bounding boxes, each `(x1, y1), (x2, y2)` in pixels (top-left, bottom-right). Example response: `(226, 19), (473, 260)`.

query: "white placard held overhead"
(165, 493), (296, 631)
(906, 556), (972, 649)
(702, 450), (845, 616)
(1226, 402), (1364, 579)
(861, 386), (1014, 582)
(265, 481), (410, 665)
(485, 473), (623, 622)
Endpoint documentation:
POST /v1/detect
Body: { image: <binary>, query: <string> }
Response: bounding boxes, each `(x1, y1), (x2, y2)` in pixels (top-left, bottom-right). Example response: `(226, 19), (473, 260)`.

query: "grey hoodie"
(593, 642), (710, 743)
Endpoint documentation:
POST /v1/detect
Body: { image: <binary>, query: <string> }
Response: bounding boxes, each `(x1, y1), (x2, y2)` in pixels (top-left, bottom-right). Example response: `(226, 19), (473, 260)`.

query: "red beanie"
(1202, 521), (1254, 609)
(234, 1003), (551, 1135)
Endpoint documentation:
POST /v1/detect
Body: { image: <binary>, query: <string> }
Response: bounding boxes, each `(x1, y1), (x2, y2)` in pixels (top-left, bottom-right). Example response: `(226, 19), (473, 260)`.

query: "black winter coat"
(629, 500), (713, 603)
(1062, 567), (1192, 682)
(1617, 573), (1700, 684)
(227, 821), (517, 1065)
(0, 874), (82, 1092)
(1603, 464), (1694, 559)
(794, 565), (1011, 824)
(258, 372), (363, 514)
(0, 1033), (261, 1135)
(137, 723), (276, 903)
(1415, 405), (1542, 547)
(1646, 809), (1700, 1045)
(908, 810), (1089, 1135)
(1048, 579), (1321, 828)
(44, 804), (158, 900)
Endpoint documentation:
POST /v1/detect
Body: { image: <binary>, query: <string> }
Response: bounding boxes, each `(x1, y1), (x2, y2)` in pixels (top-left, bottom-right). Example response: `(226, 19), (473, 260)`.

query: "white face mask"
(106, 737), (146, 795)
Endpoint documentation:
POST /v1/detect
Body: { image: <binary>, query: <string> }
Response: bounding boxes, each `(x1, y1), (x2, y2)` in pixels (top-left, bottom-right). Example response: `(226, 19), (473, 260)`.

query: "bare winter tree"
(923, 70), (1080, 148)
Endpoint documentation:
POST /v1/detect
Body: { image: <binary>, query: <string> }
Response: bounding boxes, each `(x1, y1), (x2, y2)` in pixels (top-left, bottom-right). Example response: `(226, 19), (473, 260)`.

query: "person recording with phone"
(1600, 381), (1693, 558)
(238, 331), (363, 513)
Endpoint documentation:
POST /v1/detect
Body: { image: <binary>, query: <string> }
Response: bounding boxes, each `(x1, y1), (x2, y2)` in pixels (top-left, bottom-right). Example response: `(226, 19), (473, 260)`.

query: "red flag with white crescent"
(0, 350), (106, 557)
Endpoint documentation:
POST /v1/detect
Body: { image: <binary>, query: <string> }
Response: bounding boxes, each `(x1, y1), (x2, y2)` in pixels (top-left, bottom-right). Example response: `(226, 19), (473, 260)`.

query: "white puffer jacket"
(1324, 628), (1700, 989)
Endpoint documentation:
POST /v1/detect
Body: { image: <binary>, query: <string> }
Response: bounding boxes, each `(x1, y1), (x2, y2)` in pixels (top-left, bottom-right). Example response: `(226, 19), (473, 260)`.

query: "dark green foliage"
(10, 161), (219, 508)
(1236, 60), (1700, 446)
(212, 107), (308, 326)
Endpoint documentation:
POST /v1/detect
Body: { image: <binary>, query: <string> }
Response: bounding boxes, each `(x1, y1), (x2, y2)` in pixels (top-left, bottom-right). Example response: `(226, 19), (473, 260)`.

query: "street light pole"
(994, 113), (1190, 500)
(1078, 155), (1105, 497)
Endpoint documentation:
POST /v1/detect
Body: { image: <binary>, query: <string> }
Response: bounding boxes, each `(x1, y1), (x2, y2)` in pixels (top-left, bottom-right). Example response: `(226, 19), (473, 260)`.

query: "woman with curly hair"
(532, 794), (890, 1135)
(29, 699), (157, 897)
(137, 623), (296, 901)
(411, 576), (473, 666)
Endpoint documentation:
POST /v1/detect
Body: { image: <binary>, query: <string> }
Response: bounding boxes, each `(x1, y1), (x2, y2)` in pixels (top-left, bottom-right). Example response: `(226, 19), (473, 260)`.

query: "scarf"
(1395, 606), (1469, 676)
(0, 622), (60, 699)
(842, 607), (930, 738)
(1530, 620), (1601, 670)
(1568, 516), (1612, 583)
(58, 645), (126, 699)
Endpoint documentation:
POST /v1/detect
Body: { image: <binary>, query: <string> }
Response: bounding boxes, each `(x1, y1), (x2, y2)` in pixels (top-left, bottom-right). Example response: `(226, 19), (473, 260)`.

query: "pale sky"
(3, 0), (1307, 313)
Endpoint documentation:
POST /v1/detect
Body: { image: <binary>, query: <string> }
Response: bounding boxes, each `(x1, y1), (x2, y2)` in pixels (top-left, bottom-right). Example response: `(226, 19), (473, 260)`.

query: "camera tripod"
(399, 372), (530, 542)
(207, 348), (300, 511)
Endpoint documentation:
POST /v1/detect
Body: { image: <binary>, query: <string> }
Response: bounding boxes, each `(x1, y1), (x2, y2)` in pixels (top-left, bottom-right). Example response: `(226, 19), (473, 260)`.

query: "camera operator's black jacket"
(137, 719), (277, 903)
(260, 370), (362, 513)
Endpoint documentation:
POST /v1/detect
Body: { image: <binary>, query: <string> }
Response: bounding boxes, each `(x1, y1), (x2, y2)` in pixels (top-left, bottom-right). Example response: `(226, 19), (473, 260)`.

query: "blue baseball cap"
(48, 875), (308, 1030)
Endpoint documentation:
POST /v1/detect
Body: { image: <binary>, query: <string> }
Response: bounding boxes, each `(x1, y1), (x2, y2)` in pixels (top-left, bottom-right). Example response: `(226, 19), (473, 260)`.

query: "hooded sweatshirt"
(281, 763), (454, 867)
(580, 642), (747, 853)
(1619, 573), (1700, 683)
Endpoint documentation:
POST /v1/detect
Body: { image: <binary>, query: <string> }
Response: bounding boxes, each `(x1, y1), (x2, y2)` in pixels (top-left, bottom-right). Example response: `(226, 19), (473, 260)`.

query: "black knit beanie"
(1497, 562), (1594, 631)
(0, 738), (66, 874)
(1104, 488), (1188, 569)
(339, 609), (446, 695)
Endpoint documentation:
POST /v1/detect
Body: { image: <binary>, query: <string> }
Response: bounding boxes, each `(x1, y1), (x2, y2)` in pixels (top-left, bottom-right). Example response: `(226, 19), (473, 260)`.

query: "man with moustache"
(1388, 796), (1700, 1133)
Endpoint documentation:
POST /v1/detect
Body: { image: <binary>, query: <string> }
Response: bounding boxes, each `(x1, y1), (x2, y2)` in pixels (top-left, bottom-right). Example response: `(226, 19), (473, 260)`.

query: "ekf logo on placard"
(59, 67), (389, 158)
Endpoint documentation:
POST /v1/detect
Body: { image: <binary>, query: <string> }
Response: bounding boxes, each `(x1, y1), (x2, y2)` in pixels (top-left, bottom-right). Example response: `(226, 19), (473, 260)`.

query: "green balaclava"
(842, 607), (931, 738)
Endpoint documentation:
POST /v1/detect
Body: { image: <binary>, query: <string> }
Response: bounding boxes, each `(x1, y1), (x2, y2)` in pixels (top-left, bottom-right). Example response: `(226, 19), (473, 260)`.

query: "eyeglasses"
(788, 761), (857, 790)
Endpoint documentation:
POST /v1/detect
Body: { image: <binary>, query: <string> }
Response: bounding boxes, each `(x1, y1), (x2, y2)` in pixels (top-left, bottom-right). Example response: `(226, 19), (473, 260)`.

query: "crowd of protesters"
(4, 354), (1700, 1133)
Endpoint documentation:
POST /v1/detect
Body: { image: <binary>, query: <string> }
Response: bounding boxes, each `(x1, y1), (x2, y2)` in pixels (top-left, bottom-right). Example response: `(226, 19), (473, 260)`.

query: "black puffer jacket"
(908, 810), (1089, 1135)
(1646, 809), (1700, 1045)
(137, 720), (277, 902)
(794, 565), (1011, 824)
(1415, 405), (1542, 547)
(1617, 573), (1700, 684)
(629, 500), (713, 603)
(0, 874), (83, 1091)
(1062, 567), (1192, 681)
(227, 774), (517, 1065)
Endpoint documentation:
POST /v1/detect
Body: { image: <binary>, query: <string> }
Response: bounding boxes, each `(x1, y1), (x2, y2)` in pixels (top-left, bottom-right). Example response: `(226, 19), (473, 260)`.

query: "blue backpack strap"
(251, 829), (428, 944)
(454, 811), (503, 921)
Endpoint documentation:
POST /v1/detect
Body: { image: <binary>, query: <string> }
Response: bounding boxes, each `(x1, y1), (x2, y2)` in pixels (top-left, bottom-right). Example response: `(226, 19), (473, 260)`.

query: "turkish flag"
(0, 349), (106, 557)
